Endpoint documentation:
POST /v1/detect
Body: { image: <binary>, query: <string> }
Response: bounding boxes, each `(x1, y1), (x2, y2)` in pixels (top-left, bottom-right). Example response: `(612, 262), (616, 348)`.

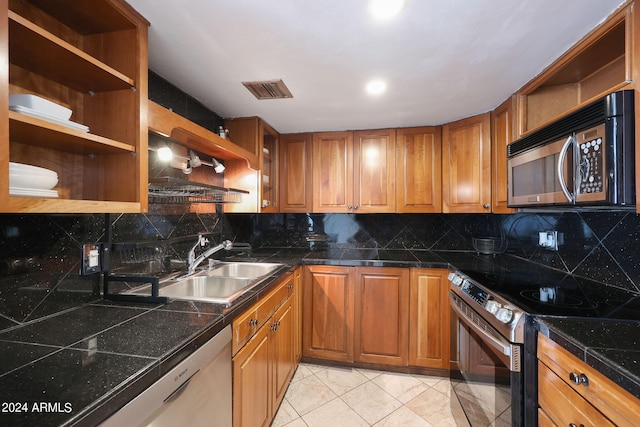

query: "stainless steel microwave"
(507, 90), (635, 208)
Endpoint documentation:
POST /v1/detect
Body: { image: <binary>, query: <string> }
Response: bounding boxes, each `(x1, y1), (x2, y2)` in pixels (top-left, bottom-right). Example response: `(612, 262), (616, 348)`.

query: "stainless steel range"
(447, 258), (640, 427)
(448, 271), (527, 427)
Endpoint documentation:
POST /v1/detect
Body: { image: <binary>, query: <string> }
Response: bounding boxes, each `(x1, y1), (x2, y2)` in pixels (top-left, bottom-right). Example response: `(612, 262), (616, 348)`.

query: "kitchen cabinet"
(279, 132), (313, 213)
(312, 129), (396, 213)
(491, 97), (515, 214)
(302, 265), (354, 362)
(304, 265), (447, 369)
(409, 268), (450, 369)
(232, 271), (296, 427)
(442, 113), (491, 213)
(537, 333), (640, 427)
(517, 5), (633, 136)
(293, 265), (303, 363)
(396, 127), (442, 213)
(354, 267), (409, 366)
(1, 0), (149, 213)
(224, 116), (279, 213)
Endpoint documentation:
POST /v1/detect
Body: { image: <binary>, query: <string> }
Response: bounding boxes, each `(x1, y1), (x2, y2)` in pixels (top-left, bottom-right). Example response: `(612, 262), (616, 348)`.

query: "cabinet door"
(302, 265), (354, 362)
(442, 113), (491, 213)
(492, 97), (516, 213)
(279, 133), (313, 212)
(409, 268), (450, 369)
(312, 131), (353, 213)
(396, 127), (442, 213)
(353, 129), (396, 213)
(354, 267), (409, 366)
(293, 266), (303, 362)
(272, 299), (295, 413)
(233, 325), (271, 427)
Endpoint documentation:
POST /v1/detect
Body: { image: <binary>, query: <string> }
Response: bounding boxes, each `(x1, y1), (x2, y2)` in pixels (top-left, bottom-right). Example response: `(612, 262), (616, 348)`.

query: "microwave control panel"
(576, 124), (606, 197)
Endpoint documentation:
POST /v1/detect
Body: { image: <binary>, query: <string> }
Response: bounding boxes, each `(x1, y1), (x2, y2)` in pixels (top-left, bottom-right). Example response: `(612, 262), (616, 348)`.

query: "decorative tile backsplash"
(1, 210), (639, 328)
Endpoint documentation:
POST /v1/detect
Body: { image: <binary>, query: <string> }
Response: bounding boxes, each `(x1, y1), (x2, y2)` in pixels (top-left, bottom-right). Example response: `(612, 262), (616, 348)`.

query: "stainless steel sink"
(206, 262), (284, 279)
(122, 262), (285, 304)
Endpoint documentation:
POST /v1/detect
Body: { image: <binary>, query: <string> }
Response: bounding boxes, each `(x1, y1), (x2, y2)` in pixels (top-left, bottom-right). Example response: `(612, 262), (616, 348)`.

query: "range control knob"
(485, 300), (501, 314)
(495, 308), (514, 324)
(449, 274), (463, 287)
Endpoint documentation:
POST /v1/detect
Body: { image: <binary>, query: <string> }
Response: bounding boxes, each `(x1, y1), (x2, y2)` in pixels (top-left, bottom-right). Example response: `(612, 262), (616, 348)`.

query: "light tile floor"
(272, 363), (457, 427)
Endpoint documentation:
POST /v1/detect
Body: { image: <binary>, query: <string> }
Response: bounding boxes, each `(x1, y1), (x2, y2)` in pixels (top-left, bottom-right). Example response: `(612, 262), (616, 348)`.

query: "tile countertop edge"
(535, 316), (640, 400)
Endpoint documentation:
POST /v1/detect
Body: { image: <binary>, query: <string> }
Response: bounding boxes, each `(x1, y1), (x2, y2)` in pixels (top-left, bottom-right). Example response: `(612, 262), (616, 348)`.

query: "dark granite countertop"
(1, 248), (639, 426)
(535, 316), (640, 399)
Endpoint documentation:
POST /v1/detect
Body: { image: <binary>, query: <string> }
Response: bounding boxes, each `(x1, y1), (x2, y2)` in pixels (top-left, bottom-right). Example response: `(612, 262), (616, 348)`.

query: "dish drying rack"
(149, 176), (249, 204)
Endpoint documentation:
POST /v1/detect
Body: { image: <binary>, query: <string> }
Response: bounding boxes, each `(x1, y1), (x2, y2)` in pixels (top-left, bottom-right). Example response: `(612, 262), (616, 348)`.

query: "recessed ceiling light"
(368, 0), (405, 20)
(366, 79), (387, 95)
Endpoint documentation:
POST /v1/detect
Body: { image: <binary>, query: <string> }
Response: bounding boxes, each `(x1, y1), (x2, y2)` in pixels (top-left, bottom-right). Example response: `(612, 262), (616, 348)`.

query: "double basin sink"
(125, 262), (285, 305)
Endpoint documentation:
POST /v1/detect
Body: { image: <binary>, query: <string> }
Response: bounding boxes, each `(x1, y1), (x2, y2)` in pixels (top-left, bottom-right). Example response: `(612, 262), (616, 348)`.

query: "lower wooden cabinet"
(537, 333), (640, 427)
(232, 270), (297, 427)
(409, 268), (450, 369)
(302, 265), (355, 362)
(355, 267), (409, 366)
(303, 265), (449, 370)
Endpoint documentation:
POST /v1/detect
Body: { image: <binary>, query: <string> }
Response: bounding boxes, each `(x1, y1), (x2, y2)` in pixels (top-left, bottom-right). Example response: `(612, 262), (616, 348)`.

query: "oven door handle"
(557, 134), (575, 203)
(449, 293), (520, 372)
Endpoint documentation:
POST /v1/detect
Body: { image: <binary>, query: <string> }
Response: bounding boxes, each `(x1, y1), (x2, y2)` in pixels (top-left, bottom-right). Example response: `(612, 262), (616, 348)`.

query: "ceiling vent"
(242, 79), (293, 100)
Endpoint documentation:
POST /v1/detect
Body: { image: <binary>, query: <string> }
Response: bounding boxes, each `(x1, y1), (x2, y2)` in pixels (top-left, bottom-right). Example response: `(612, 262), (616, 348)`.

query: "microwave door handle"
(557, 135), (575, 203)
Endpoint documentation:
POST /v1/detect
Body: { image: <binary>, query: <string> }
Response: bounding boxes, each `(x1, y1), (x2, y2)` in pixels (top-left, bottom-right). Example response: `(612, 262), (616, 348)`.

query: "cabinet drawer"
(538, 334), (640, 427)
(232, 272), (293, 354)
(537, 408), (556, 427)
(257, 274), (293, 327)
(232, 307), (258, 355)
(538, 360), (614, 427)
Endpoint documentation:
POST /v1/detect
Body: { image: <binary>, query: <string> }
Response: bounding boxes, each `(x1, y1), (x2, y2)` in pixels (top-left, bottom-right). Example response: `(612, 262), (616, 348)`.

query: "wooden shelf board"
(5, 197), (140, 213)
(26, 0), (140, 35)
(9, 12), (134, 92)
(9, 111), (136, 154)
(148, 101), (259, 169)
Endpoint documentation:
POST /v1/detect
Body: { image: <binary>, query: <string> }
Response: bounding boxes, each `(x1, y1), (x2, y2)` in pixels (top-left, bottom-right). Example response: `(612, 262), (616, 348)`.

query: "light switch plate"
(81, 243), (102, 275)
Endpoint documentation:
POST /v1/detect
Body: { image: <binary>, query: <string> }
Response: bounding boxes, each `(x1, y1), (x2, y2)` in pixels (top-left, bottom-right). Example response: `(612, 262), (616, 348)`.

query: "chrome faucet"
(187, 235), (233, 275)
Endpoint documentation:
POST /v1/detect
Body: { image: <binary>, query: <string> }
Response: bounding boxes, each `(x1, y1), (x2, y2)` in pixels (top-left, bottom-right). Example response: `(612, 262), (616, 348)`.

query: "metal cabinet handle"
(483, 203), (490, 209)
(248, 319), (258, 326)
(353, 205), (359, 210)
(348, 204), (353, 209)
(569, 423), (585, 427)
(569, 372), (589, 386)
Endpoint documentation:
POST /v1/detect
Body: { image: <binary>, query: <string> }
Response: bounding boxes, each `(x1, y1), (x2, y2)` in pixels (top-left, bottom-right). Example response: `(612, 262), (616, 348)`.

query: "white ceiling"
(128, 0), (626, 134)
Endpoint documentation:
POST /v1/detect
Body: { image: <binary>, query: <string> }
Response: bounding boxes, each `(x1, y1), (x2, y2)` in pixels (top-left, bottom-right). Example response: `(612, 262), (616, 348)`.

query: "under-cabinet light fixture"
(156, 146), (173, 162)
(211, 157), (225, 173)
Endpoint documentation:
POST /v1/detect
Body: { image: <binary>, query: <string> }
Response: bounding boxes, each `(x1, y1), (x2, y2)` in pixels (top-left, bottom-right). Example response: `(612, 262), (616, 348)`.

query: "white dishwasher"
(101, 325), (232, 427)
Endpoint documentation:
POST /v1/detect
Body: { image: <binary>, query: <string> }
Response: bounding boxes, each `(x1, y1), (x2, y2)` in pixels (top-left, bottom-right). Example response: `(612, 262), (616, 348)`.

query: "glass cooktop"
(450, 255), (640, 320)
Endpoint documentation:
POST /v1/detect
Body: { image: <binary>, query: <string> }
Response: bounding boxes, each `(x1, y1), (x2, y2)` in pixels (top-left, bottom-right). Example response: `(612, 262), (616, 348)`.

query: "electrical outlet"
(81, 243), (102, 275)
(538, 230), (559, 251)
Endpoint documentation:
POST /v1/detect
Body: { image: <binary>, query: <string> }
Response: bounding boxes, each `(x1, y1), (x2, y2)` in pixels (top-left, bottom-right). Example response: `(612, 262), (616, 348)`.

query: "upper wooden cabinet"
(442, 113), (492, 213)
(491, 97), (516, 214)
(279, 133), (313, 213)
(1, 0), (149, 213)
(396, 126), (442, 213)
(517, 3), (635, 135)
(225, 116), (279, 213)
(312, 129), (396, 213)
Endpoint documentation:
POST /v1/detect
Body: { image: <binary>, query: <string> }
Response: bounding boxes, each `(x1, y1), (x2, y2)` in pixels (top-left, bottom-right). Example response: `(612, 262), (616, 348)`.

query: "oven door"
(449, 293), (523, 427)
(507, 135), (574, 207)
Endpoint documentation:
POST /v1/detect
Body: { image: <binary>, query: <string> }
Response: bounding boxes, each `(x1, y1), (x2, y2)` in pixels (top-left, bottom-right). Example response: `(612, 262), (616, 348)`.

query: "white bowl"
(9, 94), (72, 121)
(10, 172), (58, 190)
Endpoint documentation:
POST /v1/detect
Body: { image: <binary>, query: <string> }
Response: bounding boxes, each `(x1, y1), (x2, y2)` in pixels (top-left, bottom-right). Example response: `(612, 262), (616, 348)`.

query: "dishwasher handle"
(163, 369), (200, 404)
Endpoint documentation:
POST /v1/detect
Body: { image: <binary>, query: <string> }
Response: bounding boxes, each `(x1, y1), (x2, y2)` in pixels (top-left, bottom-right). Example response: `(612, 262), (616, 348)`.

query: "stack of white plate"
(9, 94), (89, 132)
(9, 162), (59, 198)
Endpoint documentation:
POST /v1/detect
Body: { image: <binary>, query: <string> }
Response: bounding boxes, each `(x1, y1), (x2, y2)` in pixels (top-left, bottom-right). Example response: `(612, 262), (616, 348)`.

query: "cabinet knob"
(483, 203), (490, 209)
(348, 204), (353, 209)
(353, 205), (359, 210)
(569, 424), (585, 427)
(569, 372), (589, 386)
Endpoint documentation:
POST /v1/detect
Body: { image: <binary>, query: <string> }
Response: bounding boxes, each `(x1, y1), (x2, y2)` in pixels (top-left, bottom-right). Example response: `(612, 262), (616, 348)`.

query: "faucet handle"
(222, 240), (233, 250)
